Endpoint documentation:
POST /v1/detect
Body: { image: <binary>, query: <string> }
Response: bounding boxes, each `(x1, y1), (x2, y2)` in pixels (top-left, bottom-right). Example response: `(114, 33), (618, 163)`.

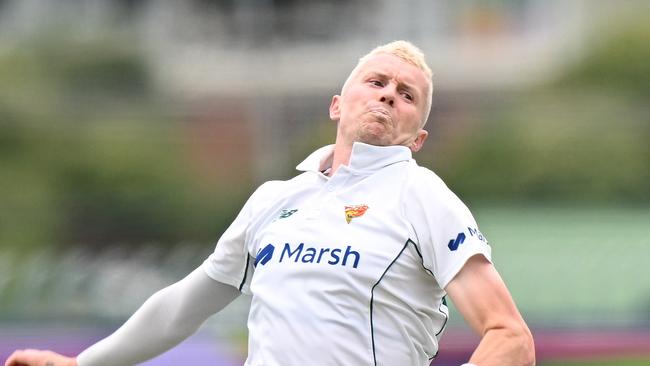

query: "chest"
(247, 181), (422, 293)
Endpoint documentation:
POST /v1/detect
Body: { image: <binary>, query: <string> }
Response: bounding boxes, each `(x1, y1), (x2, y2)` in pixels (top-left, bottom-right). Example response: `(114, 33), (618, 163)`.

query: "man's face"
(329, 53), (430, 152)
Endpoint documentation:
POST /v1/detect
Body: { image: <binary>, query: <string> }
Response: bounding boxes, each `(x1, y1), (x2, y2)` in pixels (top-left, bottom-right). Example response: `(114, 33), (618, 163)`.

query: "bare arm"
(445, 255), (535, 366)
(5, 267), (240, 366)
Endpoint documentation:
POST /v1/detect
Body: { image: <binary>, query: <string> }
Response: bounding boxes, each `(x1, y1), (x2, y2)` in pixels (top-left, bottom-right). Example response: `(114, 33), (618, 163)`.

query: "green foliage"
(417, 19), (650, 205)
(559, 21), (650, 97)
(0, 35), (250, 251)
(2, 18), (649, 254)
(422, 91), (649, 204)
(0, 119), (246, 251)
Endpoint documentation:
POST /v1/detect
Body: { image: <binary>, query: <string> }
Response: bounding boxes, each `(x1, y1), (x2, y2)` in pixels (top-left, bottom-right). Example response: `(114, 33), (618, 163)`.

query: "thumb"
(5, 349), (31, 366)
(5, 349), (66, 366)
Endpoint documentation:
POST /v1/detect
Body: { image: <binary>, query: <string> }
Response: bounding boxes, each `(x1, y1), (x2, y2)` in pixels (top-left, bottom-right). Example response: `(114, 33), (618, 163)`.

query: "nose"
(379, 85), (396, 107)
(379, 95), (394, 107)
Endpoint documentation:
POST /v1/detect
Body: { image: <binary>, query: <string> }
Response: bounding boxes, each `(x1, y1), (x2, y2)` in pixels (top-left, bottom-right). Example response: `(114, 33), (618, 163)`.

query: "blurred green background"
(1, 1), (649, 365)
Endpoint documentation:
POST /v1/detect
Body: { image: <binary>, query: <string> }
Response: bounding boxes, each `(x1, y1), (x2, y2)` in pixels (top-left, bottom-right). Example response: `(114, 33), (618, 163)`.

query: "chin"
(352, 121), (393, 146)
(355, 132), (391, 147)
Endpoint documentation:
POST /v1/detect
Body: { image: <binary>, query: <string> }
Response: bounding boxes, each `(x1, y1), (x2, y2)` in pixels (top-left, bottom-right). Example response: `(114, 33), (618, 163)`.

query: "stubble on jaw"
(352, 107), (396, 146)
(353, 120), (393, 146)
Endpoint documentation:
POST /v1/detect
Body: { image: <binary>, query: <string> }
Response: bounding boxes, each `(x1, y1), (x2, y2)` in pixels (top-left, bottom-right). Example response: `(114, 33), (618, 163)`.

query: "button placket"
(305, 179), (328, 220)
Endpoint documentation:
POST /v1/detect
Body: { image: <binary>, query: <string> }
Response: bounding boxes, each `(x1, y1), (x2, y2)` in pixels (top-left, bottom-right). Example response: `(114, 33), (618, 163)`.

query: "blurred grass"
(441, 205), (650, 326)
(2, 204), (648, 327)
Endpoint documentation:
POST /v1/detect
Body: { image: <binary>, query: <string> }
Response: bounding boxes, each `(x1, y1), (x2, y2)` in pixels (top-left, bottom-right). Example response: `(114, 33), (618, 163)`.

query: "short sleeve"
(202, 182), (275, 294)
(403, 166), (491, 289)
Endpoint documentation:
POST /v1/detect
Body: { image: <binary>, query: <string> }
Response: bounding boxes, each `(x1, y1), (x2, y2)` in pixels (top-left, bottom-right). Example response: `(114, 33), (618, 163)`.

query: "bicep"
(445, 254), (525, 336)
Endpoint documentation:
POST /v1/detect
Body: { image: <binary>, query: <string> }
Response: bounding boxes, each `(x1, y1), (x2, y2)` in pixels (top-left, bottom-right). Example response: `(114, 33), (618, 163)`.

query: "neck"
(329, 140), (354, 176)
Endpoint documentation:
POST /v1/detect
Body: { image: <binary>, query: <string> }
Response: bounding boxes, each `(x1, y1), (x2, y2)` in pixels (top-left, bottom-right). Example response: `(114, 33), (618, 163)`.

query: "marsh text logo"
(254, 242), (360, 269)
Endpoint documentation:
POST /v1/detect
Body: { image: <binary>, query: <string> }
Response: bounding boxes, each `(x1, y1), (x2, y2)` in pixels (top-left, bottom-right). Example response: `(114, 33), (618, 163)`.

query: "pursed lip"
(366, 105), (392, 123)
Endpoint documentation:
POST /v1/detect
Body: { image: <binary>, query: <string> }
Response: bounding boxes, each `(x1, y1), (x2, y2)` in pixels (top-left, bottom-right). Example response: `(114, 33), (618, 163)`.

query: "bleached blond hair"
(341, 40), (434, 127)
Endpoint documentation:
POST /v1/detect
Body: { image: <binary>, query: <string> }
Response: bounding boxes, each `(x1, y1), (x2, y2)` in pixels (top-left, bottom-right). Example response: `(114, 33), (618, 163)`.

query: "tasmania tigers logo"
(344, 204), (369, 224)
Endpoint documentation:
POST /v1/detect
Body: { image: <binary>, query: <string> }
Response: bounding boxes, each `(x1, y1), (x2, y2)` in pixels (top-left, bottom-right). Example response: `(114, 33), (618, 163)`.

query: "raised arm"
(5, 267), (240, 366)
(445, 255), (535, 366)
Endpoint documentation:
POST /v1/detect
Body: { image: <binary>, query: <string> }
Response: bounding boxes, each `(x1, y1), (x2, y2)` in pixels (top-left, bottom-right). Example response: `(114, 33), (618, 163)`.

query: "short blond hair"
(342, 40), (434, 126)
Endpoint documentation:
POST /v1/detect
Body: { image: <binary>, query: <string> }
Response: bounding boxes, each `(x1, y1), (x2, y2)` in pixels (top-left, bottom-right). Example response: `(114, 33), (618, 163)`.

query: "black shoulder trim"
(407, 238), (435, 278)
(238, 254), (251, 291)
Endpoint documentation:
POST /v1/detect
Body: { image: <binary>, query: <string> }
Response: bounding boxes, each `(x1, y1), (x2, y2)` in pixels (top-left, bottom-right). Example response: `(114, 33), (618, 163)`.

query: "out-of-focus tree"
(0, 35), (250, 252)
(413, 19), (650, 205)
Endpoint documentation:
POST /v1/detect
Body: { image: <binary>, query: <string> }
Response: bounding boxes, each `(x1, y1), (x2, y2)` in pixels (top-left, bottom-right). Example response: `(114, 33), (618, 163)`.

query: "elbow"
(525, 332), (536, 366)
(496, 322), (535, 366)
(518, 324), (536, 366)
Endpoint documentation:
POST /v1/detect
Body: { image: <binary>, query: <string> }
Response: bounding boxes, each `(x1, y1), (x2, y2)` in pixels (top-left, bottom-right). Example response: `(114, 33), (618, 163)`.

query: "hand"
(4, 349), (76, 366)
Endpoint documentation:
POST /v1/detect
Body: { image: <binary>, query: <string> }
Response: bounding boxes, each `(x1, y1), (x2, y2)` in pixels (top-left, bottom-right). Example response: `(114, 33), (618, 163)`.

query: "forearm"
(78, 290), (196, 366)
(446, 256), (535, 366)
(77, 267), (239, 366)
(468, 326), (535, 366)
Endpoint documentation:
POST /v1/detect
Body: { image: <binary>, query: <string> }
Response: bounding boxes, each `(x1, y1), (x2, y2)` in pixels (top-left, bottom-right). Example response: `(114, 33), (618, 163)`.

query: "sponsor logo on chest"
(255, 242), (360, 269)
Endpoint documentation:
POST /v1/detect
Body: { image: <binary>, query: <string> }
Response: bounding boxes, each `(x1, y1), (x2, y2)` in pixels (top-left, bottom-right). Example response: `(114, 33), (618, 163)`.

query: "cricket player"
(5, 40), (535, 366)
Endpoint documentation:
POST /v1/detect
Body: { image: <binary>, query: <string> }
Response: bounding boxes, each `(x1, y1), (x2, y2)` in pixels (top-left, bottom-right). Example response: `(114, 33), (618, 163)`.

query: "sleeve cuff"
(438, 246), (492, 289)
(201, 261), (251, 294)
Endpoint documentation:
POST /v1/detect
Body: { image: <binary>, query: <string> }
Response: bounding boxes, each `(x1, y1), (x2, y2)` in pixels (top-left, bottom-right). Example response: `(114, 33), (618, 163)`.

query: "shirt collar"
(296, 142), (412, 174)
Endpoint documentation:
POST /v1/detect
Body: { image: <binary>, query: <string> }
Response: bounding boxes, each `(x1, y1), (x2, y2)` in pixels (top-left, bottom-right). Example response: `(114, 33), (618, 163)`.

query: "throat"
(330, 142), (353, 176)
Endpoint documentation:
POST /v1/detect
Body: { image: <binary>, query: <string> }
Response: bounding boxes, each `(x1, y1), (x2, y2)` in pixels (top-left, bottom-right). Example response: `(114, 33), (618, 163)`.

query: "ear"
(409, 129), (429, 153)
(329, 95), (341, 122)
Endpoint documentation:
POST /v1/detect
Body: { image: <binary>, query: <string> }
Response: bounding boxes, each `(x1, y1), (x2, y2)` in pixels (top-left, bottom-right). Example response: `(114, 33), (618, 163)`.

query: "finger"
(5, 349), (44, 366)
(5, 350), (28, 366)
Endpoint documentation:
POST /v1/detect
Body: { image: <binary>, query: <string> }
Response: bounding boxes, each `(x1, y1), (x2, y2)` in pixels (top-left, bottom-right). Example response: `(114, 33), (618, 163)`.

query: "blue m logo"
(254, 244), (275, 267)
(447, 232), (466, 251)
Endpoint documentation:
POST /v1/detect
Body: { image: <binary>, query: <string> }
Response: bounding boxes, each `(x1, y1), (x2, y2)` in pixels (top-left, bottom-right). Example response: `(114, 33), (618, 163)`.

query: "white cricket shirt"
(203, 142), (491, 366)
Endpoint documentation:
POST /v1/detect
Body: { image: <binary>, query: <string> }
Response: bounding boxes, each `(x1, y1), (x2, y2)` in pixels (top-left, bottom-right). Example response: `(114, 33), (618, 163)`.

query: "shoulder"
(403, 161), (465, 210)
(400, 161), (479, 234)
(249, 172), (312, 204)
(253, 179), (286, 197)
(407, 163), (448, 189)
